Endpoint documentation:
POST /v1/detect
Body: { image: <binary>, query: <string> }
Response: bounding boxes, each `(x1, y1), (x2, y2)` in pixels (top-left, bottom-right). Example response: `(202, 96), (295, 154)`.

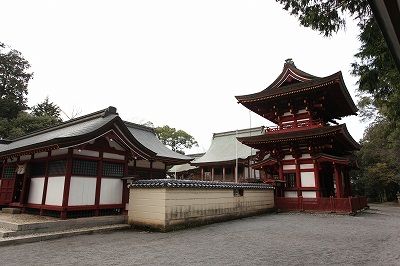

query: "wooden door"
(0, 179), (15, 204)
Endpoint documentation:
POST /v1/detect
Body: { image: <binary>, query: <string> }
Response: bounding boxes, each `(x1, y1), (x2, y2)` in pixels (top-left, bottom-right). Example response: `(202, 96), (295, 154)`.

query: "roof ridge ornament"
(285, 58), (295, 66)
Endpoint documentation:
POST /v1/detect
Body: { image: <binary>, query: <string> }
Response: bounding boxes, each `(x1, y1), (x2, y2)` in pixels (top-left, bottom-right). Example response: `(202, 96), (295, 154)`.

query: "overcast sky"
(0, 0), (366, 153)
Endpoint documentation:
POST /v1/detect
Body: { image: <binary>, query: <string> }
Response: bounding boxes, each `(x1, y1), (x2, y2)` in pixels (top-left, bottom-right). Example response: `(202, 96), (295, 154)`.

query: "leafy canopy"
(0, 42), (62, 139)
(0, 42), (33, 120)
(153, 125), (198, 155)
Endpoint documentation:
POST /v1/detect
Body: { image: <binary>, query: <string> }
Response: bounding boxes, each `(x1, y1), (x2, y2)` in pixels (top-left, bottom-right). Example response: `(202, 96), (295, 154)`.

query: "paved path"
(1, 204), (399, 265)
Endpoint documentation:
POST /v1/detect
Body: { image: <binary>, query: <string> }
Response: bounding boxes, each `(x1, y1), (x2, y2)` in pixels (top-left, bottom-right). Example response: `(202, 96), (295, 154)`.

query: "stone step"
(0, 215), (127, 235)
(0, 224), (131, 246)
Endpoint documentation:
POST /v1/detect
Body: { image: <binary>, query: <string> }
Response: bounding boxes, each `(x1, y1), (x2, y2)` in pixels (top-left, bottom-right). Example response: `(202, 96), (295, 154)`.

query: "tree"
(0, 42), (33, 120)
(31, 97), (62, 122)
(0, 42), (62, 139)
(154, 125), (198, 154)
(1, 111), (61, 139)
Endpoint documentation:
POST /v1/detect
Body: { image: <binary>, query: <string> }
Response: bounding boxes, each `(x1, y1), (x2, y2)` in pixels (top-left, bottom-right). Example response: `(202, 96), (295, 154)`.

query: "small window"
(31, 162), (46, 177)
(72, 160), (98, 176)
(284, 173), (296, 188)
(233, 188), (244, 197)
(3, 165), (16, 179)
(48, 160), (66, 176)
(103, 162), (124, 177)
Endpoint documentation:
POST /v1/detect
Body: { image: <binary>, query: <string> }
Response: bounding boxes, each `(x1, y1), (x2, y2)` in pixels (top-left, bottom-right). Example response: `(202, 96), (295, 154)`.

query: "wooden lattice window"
(284, 173), (296, 188)
(48, 160), (67, 176)
(72, 160), (98, 176)
(31, 162), (46, 177)
(3, 165), (15, 179)
(103, 162), (124, 177)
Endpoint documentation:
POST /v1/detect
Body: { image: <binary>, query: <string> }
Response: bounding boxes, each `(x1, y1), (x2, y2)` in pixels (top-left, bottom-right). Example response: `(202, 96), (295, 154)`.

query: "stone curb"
(0, 224), (131, 247)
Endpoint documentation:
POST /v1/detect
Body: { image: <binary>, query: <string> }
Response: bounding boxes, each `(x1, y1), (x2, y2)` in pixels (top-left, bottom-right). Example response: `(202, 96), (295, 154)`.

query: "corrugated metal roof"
(124, 122), (191, 161)
(192, 127), (263, 165)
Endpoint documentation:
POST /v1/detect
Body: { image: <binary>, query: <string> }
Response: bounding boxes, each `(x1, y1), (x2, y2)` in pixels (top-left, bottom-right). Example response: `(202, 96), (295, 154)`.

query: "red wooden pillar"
(40, 152), (51, 215)
(333, 163), (343, 198)
(222, 167), (226, 182)
(201, 167), (204, 181)
(61, 149), (73, 219)
(211, 167), (214, 181)
(94, 152), (103, 216)
(295, 158), (301, 197)
(122, 155), (129, 214)
(313, 160), (321, 197)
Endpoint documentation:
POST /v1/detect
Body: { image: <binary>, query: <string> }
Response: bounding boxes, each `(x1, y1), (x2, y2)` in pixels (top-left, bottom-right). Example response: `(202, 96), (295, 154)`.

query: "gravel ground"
(0, 204), (399, 266)
(0, 212), (58, 225)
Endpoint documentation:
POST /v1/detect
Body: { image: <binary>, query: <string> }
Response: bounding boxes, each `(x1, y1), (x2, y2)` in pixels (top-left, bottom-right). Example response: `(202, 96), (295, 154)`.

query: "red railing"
(275, 196), (368, 213)
(265, 119), (323, 134)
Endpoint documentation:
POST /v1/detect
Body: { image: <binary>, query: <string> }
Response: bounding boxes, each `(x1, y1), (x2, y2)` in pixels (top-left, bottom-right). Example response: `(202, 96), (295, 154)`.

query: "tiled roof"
(0, 107), (192, 163)
(125, 122), (191, 162)
(128, 179), (273, 190)
(235, 62), (358, 119)
(192, 127), (263, 165)
(238, 124), (360, 150)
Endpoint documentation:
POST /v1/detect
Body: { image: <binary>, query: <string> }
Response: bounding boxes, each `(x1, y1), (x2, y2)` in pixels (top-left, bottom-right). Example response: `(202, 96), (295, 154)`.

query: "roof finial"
(285, 58), (295, 66)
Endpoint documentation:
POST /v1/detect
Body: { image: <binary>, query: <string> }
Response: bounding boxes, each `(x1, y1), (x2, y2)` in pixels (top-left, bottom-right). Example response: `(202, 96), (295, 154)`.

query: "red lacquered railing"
(275, 196), (368, 213)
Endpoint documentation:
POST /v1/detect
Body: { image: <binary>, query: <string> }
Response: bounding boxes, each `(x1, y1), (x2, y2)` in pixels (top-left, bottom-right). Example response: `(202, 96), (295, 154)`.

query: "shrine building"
(0, 107), (191, 218)
(235, 59), (368, 212)
(191, 127), (264, 182)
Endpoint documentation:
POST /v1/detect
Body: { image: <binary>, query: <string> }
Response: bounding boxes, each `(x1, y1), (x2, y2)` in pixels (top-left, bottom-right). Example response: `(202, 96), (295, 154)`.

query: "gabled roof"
(237, 124), (360, 151)
(169, 153), (205, 173)
(235, 60), (358, 121)
(0, 107), (191, 164)
(124, 122), (192, 164)
(192, 127), (263, 166)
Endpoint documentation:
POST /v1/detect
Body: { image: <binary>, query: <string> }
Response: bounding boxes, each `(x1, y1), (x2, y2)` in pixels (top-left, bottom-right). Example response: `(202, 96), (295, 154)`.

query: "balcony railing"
(265, 119), (323, 134)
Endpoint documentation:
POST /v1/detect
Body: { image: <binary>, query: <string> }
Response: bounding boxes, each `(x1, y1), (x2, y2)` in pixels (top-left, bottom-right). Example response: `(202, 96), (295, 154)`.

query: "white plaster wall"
(283, 164), (296, 170)
(28, 177), (45, 204)
(136, 160), (150, 168)
(68, 176), (96, 206)
(99, 178), (123, 204)
(108, 139), (124, 151)
(302, 191), (317, 198)
(129, 188), (274, 230)
(73, 149), (99, 157)
(301, 172), (315, 187)
(301, 153), (311, 159)
(152, 161), (165, 170)
(298, 109), (307, 114)
(34, 152), (48, 159)
(103, 152), (125, 161)
(45, 176), (65, 206)
(284, 155), (294, 160)
(51, 149), (68, 156)
(300, 164), (314, 169)
(129, 188), (166, 226)
(19, 155), (31, 161)
(284, 191), (298, 198)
